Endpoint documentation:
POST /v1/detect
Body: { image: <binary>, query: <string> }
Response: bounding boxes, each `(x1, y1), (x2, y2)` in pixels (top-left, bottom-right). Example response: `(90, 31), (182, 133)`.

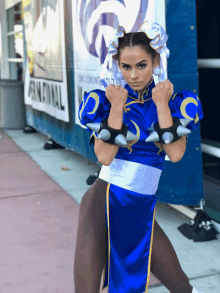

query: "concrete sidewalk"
(0, 128), (219, 293)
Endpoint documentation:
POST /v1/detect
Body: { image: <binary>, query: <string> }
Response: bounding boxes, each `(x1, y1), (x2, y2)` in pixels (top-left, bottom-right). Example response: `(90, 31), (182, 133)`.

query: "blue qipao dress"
(78, 77), (203, 293)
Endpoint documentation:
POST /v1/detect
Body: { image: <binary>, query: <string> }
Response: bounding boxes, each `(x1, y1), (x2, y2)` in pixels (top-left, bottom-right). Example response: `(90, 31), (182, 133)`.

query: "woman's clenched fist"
(105, 84), (128, 107)
(152, 80), (174, 107)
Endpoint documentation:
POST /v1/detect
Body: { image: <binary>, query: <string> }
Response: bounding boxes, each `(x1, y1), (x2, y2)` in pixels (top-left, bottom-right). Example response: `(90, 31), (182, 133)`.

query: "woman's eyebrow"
(121, 60), (148, 65)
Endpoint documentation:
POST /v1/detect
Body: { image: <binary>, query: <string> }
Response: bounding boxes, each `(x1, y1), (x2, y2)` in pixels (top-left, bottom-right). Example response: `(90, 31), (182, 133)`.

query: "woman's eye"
(122, 64), (146, 70)
(122, 65), (130, 70)
(138, 64), (146, 69)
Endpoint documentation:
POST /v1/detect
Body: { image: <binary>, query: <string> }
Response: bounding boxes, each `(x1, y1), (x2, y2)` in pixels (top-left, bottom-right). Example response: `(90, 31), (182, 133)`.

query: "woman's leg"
(74, 178), (193, 293)
(74, 178), (108, 293)
(151, 219), (193, 293)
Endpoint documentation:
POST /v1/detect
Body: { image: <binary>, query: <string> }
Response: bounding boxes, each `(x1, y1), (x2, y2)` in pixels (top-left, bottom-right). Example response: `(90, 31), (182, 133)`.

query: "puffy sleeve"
(78, 89), (111, 145)
(168, 90), (204, 131)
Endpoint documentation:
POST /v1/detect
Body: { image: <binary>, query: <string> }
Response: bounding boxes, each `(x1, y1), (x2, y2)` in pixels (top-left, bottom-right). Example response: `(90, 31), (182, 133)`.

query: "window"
(6, 2), (23, 81)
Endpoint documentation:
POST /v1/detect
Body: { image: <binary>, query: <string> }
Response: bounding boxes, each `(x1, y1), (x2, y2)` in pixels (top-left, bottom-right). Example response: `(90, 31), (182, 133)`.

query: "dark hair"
(112, 32), (160, 65)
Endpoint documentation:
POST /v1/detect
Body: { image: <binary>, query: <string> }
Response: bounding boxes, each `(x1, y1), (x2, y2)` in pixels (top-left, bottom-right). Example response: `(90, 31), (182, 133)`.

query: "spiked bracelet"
(86, 118), (138, 147)
(145, 117), (192, 145)
(98, 118), (128, 145)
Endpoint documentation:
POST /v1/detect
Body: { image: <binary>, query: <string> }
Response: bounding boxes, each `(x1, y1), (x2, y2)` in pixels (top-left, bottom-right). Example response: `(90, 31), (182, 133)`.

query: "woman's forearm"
(94, 104), (124, 166)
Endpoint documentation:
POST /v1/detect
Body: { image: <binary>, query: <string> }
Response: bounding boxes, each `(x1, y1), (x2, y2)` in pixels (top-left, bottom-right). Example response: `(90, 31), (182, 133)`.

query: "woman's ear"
(154, 56), (160, 68)
(117, 59), (121, 70)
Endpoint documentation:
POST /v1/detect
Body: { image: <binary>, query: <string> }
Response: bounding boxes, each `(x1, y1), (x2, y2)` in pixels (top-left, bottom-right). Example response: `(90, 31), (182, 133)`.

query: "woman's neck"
(138, 76), (153, 95)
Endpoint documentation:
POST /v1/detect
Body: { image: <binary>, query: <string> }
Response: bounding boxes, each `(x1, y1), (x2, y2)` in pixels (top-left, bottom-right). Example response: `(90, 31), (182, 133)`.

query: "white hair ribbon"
(100, 26), (126, 88)
(139, 21), (170, 82)
(100, 22), (170, 87)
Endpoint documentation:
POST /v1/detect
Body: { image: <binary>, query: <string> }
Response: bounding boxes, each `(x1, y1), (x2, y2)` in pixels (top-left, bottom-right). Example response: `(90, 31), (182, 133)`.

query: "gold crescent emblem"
(126, 119), (140, 154)
(148, 121), (164, 154)
(180, 97), (198, 120)
(79, 92), (100, 120)
(154, 141), (164, 155)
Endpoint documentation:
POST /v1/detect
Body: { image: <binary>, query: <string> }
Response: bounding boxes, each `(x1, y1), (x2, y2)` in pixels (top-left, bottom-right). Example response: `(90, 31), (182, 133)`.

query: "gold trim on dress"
(127, 77), (154, 102)
(138, 77), (154, 102)
(107, 183), (111, 291)
(195, 112), (199, 124)
(123, 106), (131, 113)
(125, 99), (151, 107)
(172, 93), (177, 100)
(144, 206), (156, 293)
(101, 183), (111, 292)
(154, 141), (164, 155)
(128, 95), (151, 103)
(123, 97), (152, 115)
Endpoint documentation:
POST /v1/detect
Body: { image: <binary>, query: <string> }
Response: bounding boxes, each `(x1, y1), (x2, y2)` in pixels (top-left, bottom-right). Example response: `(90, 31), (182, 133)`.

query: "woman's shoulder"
(84, 88), (106, 98)
(83, 89), (110, 106)
(168, 90), (203, 130)
(169, 90), (200, 111)
(78, 88), (111, 126)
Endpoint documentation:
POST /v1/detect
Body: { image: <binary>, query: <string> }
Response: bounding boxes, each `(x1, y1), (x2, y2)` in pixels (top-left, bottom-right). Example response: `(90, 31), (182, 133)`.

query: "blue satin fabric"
(78, 78), (203, 170)
(78, 79), (204, 292)
(101, 183), (157, 293)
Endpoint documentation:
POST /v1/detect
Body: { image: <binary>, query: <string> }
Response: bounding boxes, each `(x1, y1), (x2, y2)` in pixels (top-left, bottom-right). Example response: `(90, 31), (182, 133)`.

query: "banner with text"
(22, 0), (69, 122)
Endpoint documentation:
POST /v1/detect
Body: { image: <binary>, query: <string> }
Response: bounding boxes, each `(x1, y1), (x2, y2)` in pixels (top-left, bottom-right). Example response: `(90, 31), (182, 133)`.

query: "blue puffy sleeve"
(168, 90), (204, 131)
(78, 89), (111, 145)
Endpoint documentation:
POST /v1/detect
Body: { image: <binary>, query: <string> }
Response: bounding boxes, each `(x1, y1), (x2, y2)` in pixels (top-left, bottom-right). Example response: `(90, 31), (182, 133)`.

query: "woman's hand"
(105, 84), (128, 107)
(152, 80), (174, 108)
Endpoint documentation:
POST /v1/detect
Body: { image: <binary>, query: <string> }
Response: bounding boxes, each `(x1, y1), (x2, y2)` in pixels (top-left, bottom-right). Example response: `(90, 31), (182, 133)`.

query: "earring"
(115, 71), (124, 80)
(153, 66), (161, 76)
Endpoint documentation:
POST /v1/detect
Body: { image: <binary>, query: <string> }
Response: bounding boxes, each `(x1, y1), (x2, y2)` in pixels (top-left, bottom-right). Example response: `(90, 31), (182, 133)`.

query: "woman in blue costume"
(74, 21), (204, 293)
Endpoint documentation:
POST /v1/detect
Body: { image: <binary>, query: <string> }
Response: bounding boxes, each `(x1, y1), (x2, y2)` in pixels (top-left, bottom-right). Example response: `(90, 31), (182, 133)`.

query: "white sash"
(99, 158), (162, 195)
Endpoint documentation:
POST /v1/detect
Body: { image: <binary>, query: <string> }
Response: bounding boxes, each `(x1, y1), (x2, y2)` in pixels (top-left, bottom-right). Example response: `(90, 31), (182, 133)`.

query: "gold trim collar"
(125, 77), (155, 102)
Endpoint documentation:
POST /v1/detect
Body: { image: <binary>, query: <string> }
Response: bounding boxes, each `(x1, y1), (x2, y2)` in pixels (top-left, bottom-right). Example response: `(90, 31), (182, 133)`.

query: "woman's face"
(119, 46), (157, 92)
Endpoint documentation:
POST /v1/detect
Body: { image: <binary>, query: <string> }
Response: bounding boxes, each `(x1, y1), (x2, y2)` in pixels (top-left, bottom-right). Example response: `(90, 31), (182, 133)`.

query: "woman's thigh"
(151, 219), (192, 292)
(77, 178), (108, 267)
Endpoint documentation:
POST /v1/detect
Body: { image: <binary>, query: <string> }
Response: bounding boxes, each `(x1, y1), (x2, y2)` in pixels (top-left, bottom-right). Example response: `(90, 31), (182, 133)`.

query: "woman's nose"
(131, 70), (137, 78)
